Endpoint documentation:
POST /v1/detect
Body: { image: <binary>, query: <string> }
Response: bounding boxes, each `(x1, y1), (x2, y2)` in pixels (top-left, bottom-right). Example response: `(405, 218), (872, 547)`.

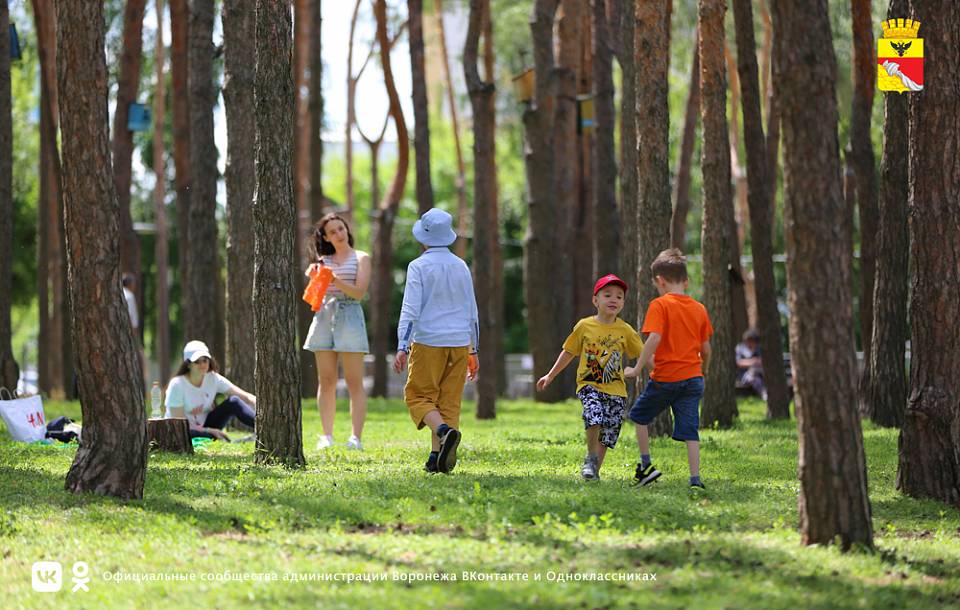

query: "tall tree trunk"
(898, 0), (960, 508)
(613, 0), (637, 343)
(0, 0), (18, 392)
(772, 0), (874, 548)
(112, 0), (147, 287)
(153, 0), (171, 385)
(573, 4), (594, 320)
(524, 0), (569, 403)
(222, 0), (256, 392)
(434, 0), (469, 258)
(465, 0), (500, 418)
(671, 34), (699, 251)
(170, 0), (192, 338)
(186, 0), (221, 355)
(634, 0), (674, 436)
(308, 0), (323, 219)
(851, 0), (878, 403)
(57, 0), (147, 499)
(592, 0), (616, 278)
(371, 0), (410, 399)
(723, 44), (751, 342)
(731, 0), (790, 419)
(253, 0), (305, 468)
(698, 0), (737, 429)
(862, 0), (908, 428)
(345, 0), (362, 217)
(409, 0), (434, 215)
(33, 0), (70, 399)
(293, 0), (316, 399)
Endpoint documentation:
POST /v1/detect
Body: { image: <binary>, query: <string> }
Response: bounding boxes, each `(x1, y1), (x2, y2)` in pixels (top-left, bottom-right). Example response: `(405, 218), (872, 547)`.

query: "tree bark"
(731, 0), (790, 419)
(898, 0), (960, 508)
(0, 0), (19, 392)
(861, 0), (908, 429)
(592, 0), (617, 278)
(573, 4), (594, 320)
(222, 0), (256, 393)
(772, 0), (874, 548)
(613, 0), (637, 345)
(253, 0), (305, 468)
(465, 0), (500, 418)
(850, 0), (879, 405)
(112, 0), (147, 285)
(186, 0), (221, 355)
(33, 0), (71, 399)
(698, 0), (737, 429)
(671, 33), (699, 251)
(434, 0), (469, 258)
(345, 0), (362, 217)
(170, 0), (192, 333)
(308, 0), (323, 220)
(634, 0), (674, 437)
(409, 0), (434, 215)
(370, 0), (410, 399)
(723, 43), (750, 343)
(147, 418), (193, 453)
(57, 0), (148, 499)
(153, 0), (171, 385)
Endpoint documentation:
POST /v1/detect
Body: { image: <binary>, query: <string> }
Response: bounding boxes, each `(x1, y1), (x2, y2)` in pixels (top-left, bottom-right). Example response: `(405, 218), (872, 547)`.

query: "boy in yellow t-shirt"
(537, 275), (643, 481)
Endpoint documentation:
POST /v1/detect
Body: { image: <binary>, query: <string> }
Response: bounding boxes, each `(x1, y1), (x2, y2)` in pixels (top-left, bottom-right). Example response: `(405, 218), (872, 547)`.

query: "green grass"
(1, 397), (958, 609)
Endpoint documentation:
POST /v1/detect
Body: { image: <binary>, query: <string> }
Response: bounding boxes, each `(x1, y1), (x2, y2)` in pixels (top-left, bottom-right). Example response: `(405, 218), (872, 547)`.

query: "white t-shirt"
(123, 287), (139, 328)
(164, 372), (233, 428)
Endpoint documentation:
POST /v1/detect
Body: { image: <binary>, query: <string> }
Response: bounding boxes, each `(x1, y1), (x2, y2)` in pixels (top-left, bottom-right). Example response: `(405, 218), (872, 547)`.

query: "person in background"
(736, 329), (767, 401)
(165, 340), (257, 441)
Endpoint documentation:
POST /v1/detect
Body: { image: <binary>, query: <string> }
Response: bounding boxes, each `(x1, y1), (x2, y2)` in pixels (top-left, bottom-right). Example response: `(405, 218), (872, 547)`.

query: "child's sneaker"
(316, 434), (334, 450)
(346, 435), (363, 451)
(690, 481), (706, 490)
(581, 455), (599, 481)
(424, 453), (439, 473)
(437, 427), (461, 474)
(632, 463), (661, 486)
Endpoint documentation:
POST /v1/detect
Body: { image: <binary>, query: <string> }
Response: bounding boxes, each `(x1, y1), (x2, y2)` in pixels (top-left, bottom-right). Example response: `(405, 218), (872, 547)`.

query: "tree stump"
(147, 419), (193, 454)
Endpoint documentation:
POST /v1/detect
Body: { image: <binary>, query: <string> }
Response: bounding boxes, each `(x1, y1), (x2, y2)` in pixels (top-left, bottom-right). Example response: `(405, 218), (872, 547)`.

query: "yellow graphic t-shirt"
(562, 316), (643, 397)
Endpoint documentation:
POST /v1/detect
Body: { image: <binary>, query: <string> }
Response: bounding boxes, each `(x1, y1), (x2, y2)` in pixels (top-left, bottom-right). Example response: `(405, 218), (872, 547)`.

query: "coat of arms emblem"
(878, 19), (923, 92)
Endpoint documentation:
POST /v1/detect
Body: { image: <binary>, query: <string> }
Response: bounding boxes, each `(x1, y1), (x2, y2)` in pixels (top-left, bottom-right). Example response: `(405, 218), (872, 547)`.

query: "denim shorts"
(628, 376), (704, 442)
(303, 298), (369, 353)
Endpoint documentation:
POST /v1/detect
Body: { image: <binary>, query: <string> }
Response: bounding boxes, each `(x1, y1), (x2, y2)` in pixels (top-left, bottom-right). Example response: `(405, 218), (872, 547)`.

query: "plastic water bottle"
(150, 382), (162, 419)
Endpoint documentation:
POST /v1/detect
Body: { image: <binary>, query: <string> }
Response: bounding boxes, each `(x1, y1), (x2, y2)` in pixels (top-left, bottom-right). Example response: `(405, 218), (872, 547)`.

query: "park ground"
(1, 397), (959, 609)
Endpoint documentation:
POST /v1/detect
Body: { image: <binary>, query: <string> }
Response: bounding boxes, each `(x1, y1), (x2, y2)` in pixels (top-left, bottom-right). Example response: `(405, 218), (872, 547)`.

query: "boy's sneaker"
(581, 455), (599, 481)
(690, 481), (706, 490)
(316, 435), (334, 450)
(346, 435), (363, 451)
(437, 427), (461, 474)
(632, 463), (662, 487)
(424, 454), (439, 473)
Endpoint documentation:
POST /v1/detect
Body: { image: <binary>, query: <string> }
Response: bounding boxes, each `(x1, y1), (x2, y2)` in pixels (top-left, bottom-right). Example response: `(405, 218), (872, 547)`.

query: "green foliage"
(1, 397), (958, 607)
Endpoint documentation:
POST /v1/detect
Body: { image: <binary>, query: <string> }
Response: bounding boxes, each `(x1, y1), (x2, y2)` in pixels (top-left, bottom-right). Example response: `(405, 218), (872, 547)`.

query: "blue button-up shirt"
(397, 247), (479, 352)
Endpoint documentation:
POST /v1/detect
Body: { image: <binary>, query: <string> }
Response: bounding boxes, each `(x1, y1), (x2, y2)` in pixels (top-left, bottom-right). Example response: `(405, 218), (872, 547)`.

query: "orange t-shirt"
(641, 293), (713, 382)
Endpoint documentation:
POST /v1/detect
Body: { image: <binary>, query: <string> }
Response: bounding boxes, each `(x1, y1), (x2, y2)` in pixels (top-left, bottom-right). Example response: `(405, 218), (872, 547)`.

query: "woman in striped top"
(303, 213), (372, 450)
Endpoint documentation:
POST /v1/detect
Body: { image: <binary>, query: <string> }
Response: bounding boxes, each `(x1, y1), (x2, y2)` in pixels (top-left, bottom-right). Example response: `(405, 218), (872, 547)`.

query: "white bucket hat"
(412, 208), (457, 247)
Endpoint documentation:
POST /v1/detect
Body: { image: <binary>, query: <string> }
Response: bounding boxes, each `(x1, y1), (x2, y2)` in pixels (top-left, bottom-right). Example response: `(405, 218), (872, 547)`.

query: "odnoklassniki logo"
(878, 18), (923, 92)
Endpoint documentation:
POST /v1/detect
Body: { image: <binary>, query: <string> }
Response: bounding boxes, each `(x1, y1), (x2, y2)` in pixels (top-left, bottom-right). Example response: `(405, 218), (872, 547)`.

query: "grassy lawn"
(1, 396), (958, 609)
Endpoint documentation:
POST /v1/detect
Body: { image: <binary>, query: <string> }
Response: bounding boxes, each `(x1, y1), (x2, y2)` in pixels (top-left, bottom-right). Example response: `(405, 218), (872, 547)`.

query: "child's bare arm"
(700, 340), (712, 370)
(635, 332), (661, 372)
(536, 351), (576, 391)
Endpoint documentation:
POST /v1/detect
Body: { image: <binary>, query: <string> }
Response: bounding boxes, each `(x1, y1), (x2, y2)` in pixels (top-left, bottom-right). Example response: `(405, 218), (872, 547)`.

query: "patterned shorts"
(577, 385), (627, 449)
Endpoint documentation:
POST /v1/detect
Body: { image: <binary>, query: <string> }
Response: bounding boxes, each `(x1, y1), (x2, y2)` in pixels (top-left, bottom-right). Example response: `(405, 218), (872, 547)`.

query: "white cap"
(182, 340), (213, 363)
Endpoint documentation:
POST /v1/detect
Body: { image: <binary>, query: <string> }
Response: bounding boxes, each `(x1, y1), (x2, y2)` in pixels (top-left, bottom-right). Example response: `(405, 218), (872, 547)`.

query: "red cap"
(593, 274), (628, 295)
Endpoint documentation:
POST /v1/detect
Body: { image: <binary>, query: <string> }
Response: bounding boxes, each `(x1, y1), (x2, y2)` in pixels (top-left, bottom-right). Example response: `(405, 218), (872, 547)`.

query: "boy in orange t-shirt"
(625, 249), (713, 490)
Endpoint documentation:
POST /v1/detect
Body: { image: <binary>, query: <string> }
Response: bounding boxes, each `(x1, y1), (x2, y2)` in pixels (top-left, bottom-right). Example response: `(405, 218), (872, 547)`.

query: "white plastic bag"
(0, 388), (47, 442)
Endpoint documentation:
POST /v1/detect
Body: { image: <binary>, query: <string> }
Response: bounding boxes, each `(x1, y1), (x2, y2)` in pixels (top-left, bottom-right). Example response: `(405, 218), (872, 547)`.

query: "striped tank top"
(320, 250), (358, 299)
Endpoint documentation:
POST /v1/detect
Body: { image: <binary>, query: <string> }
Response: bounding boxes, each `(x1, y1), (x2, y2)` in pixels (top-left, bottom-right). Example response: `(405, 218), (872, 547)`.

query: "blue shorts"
(303, 298), (369, 353)
(628, 376), (704, 442)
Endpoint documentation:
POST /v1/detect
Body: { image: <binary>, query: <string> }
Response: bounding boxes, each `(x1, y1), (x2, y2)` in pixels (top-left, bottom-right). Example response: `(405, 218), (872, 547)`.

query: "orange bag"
(302, 266), (334, 312)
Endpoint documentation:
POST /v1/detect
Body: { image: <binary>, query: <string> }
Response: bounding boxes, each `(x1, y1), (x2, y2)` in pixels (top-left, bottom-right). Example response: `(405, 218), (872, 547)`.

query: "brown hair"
(175, 355), (220, 377)
(310, 213), (355, 260)
(651, 248), (688, 283)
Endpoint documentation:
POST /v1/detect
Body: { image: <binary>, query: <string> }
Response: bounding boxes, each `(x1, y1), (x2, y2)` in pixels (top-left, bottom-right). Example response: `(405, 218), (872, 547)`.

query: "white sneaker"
(346, 435), (363, 451)
(316, 435), (334, 449)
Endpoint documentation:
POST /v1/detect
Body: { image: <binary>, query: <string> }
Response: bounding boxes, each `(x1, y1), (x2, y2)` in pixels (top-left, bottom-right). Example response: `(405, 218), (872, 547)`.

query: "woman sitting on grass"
(164, 340), (257, 441)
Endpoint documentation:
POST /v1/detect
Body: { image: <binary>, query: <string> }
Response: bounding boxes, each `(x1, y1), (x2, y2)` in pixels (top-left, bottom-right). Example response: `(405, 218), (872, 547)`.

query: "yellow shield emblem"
(878, 19), (923, 92)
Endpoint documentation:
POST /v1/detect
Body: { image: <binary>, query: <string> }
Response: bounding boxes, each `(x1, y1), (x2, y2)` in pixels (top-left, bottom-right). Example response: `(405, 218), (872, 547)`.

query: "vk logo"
(32, 561), (63, 593)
